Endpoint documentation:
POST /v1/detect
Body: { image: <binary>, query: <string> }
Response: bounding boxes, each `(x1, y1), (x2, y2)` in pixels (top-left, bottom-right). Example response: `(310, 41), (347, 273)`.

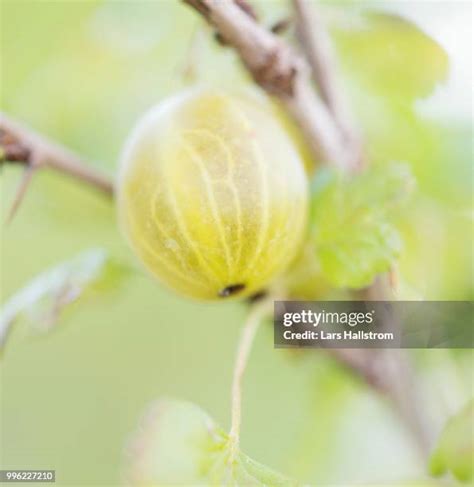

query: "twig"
(382, 349), (432, 454)
(6, 164), (37, 223)
(182, 0), (350, 169)
(229, 298), (272, 458)
(0, 113), (114, 197)
(329, 276), (432, 455)
(292, 1), (350, 132)
(292, 0), (362, 168)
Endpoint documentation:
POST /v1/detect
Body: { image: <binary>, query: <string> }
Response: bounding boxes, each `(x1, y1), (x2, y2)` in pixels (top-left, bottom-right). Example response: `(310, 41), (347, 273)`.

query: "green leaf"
(332, 10), (449, 101)
(123, 398), (299, 486)
(309, 163), (414, 288)
(0, 248), (130, 351)
(429, 399), (474, 483)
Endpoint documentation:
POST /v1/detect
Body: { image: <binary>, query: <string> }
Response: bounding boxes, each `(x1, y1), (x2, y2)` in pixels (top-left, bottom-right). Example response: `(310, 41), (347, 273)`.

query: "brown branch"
(330, 275), (432, 455)
(183, 0), (350, 170)
(0, 113), (114, 197)
(292, 0), (362, 168)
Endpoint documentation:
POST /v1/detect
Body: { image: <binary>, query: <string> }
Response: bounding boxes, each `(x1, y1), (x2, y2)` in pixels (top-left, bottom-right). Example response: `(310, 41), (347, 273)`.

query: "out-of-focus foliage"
(430, 399), (474, 483)
(123, 399), (297, 486)
(327, 5), (472, 300)
(333, 11), (448, 101)
(0, 248), (130, 351)
(307, 163), (414, 288)
(281, 3), (472, 300)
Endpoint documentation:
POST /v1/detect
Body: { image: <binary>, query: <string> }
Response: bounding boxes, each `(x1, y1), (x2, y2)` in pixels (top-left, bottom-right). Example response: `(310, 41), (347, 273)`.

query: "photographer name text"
(281, 310), (394, 342)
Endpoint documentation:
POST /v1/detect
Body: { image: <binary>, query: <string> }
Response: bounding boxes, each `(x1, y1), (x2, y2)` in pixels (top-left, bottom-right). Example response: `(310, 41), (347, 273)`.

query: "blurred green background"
(1, 1), (472, 485)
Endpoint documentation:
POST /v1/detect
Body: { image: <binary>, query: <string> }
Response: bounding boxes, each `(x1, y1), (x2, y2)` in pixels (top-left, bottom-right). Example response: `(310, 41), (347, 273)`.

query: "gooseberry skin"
(117, 90), (308, 300)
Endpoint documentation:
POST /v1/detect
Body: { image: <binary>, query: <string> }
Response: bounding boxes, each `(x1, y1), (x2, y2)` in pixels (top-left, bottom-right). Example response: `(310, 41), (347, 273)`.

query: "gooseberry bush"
(1, 1), (472, 486)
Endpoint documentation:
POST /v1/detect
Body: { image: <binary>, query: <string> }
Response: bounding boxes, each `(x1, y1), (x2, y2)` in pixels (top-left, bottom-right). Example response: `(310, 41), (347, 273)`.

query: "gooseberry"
(117, 90), (308, 300)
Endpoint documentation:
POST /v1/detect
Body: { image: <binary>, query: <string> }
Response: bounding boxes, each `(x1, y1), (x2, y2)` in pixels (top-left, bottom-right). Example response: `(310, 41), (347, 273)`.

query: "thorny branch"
(0, 113), (113, 219)
(292, 0), (363, 168)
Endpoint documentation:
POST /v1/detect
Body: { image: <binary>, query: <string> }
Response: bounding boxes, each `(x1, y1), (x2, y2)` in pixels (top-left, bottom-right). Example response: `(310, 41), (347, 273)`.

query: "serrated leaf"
(429, 399), (474, 483)
(332, 10), (449, 101)
(0, 248), (130, 350)
(310, 163), (414, 288)
(123, 398), (299, 486)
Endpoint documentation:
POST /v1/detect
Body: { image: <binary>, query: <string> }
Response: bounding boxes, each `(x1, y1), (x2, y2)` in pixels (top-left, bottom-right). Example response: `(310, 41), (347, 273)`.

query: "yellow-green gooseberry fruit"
(117, 89), (309, 300)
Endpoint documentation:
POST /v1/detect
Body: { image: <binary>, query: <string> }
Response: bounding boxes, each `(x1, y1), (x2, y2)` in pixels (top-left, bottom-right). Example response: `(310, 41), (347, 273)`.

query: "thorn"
(388, 266), (399, 296)
(271, 18), (292, 35)
(234, 0), (257, 20)
(179, 25), (203, 82)
(6, 164), (36, 224)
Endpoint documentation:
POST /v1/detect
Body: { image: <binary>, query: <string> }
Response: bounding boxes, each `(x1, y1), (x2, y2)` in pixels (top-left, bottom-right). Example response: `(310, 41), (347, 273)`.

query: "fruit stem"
(228, 297), (273, 458)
